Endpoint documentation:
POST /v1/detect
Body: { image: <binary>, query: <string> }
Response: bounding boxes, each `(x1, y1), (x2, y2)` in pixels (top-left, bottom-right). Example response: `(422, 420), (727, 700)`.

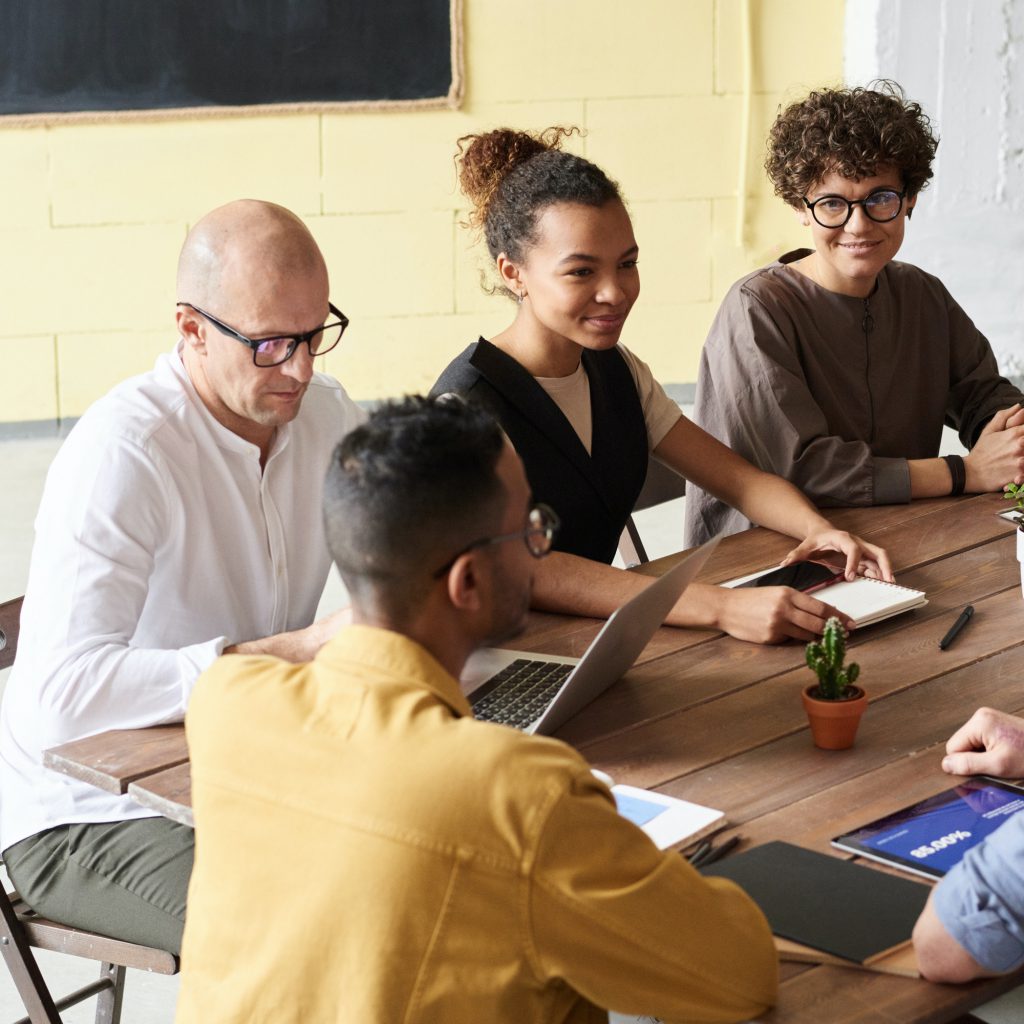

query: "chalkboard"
(0, 0), (462, 123)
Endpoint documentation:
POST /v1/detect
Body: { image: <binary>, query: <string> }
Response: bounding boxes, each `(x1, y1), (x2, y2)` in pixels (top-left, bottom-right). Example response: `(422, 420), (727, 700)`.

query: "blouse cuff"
(872, 457), (911, 505)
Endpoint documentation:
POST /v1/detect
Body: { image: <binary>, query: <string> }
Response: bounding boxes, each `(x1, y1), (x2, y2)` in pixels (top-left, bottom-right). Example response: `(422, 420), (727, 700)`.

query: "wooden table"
(44, 493), (1024, 1022)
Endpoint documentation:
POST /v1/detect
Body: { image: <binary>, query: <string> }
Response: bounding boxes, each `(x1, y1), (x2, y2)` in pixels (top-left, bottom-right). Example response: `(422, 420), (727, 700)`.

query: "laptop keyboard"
(470, 658), (574, 729)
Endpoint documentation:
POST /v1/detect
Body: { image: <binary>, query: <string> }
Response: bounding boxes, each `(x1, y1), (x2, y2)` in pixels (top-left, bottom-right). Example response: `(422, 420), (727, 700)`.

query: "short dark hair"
(765, 81), (939, 207)
(456, 127), (622, 297)
(323, 395), (507, 620)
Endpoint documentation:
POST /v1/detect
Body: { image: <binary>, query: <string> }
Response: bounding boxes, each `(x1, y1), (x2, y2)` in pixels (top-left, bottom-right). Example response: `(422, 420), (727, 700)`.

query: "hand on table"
(964, 404), (1024, 491)
(715, 585), (851, 645)
(306, 605), (354, 652)
(780, 529), (893, 583)
(224, 605), (354, 662)
(941, 707), (1024, 778)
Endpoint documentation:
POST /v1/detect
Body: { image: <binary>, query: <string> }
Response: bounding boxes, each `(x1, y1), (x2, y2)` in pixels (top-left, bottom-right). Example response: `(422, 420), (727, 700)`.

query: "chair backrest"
(619, 457), (688, 566)
(0, 593), (179, 1023)
(0, 595), (23, 672)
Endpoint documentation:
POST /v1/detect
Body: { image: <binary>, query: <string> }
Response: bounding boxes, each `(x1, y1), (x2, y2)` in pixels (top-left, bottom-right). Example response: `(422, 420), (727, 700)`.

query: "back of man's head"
(324, 395), (506, 622)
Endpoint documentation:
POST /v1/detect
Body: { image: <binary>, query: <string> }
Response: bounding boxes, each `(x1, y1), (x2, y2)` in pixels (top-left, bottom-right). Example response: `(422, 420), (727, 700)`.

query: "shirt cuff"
(177, 636), (229, 706)
(871, 457), (911, 505)
(933, 838), (1024, 973)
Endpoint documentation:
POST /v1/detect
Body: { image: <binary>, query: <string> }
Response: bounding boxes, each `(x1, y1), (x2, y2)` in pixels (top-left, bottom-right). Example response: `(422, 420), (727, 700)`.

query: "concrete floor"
(1, 432), (1022, 1023)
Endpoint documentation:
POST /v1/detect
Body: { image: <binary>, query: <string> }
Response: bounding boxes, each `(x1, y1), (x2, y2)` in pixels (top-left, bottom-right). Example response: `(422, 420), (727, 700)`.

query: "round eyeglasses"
(802, 189), (907, 229)
(177, 302), (349, 367)
(432, 503), (560, 579)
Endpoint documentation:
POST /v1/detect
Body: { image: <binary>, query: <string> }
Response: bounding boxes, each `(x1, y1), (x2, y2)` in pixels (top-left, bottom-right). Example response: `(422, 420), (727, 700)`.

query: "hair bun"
(456, 126), (579, 229)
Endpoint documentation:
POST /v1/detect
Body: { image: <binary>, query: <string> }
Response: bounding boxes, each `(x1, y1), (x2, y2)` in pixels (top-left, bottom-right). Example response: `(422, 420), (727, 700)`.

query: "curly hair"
(765, 81), (938, 207)
(455, 127), (622, 296)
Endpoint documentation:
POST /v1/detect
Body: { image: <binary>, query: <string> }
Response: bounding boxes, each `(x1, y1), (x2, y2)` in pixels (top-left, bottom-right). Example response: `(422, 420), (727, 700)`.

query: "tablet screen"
(832, 778), (1024, 879)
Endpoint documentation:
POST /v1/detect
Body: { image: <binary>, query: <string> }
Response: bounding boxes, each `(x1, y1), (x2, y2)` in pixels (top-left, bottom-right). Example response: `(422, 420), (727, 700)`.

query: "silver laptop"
(461, 537), (720, 735)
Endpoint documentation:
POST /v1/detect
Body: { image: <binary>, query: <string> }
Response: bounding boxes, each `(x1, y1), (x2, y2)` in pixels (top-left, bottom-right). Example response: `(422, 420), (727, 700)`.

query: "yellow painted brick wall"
(0, 0), (843, 425)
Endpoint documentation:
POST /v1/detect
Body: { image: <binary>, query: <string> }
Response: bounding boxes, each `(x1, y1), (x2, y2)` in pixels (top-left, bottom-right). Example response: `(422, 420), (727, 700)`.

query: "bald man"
(0, 200), (364, 953)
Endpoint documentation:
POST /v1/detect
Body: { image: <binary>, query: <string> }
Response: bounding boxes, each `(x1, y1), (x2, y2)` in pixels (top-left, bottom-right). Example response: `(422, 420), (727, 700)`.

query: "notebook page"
(813, 577), (926, 627)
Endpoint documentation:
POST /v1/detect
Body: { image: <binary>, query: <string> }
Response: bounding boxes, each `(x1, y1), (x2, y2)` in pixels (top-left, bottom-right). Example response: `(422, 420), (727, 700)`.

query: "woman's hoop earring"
(517, 290), (527, 305)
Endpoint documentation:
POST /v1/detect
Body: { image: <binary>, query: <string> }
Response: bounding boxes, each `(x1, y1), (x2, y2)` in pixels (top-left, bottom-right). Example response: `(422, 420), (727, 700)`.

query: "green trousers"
(3, 817), (194, 955)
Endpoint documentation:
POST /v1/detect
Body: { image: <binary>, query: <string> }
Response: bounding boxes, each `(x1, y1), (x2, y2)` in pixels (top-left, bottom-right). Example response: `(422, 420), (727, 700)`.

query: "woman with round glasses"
(432, 126), (892, 645)
(686, 82), (1024, 546)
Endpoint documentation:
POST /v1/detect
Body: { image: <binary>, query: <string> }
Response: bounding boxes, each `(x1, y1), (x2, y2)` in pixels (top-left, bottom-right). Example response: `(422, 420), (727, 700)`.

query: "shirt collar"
(165, 340), (292, 460)
(316, 624), (473, 719)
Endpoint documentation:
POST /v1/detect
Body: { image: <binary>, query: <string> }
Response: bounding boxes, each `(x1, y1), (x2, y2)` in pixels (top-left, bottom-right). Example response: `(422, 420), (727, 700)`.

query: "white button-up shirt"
(0, 345), (365, 849)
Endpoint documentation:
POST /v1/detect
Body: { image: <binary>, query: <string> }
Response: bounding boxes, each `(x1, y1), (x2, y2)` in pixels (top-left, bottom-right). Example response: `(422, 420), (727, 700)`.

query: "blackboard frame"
(0, 0), (464, 125)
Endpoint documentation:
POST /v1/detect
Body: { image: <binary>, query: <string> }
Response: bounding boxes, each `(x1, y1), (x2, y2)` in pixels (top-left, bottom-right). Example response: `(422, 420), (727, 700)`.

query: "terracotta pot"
(801, 684), (868, 750)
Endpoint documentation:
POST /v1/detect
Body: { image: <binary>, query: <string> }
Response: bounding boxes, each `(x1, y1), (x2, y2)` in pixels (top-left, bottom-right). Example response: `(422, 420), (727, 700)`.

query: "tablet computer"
(832, 778), (1024, 880)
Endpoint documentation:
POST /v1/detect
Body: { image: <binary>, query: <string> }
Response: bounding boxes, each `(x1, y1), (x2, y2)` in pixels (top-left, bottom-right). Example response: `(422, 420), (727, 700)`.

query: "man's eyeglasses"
(802, 189), (907, 229)
(432, 504), (560, 579)
(177, 301), (349, 367)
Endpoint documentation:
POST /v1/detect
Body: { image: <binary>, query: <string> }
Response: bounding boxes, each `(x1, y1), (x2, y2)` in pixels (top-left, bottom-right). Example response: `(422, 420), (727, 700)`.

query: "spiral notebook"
(724, 570), (927, 627)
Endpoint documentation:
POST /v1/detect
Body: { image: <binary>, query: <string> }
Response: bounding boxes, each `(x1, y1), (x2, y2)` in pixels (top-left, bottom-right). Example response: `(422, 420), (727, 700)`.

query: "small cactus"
(805, 617), (860, 700)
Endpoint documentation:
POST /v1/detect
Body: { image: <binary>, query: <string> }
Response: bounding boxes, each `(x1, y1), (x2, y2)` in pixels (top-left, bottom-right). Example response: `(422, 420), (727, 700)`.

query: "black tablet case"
(701, 841), (931, 963)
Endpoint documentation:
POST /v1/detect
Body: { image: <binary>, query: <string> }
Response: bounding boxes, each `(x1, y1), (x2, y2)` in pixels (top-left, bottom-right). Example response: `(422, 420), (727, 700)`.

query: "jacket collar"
(316, 624), (473, 719)
(468, 339), (614, 510)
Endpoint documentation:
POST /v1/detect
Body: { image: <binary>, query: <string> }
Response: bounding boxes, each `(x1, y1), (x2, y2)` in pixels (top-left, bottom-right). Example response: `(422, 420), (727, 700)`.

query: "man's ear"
(176, 307), (206, 354)
(446, 552), (484, 614)
(495, 253), (525, 300)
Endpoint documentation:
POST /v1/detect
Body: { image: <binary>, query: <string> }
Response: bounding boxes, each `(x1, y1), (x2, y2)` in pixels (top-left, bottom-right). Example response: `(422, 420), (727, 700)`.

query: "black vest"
(431, 339), (648, 563)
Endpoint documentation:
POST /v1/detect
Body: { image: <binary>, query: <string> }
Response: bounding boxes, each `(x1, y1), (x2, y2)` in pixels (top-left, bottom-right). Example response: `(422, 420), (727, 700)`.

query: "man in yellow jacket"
(176, 395), (778, 1023)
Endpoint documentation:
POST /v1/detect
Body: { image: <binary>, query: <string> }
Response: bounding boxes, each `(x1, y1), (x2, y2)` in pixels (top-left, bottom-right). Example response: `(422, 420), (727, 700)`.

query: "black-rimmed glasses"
(177, 301), (349, 367)
(802, 189), (907, 229)
(432, 504), (560, 579)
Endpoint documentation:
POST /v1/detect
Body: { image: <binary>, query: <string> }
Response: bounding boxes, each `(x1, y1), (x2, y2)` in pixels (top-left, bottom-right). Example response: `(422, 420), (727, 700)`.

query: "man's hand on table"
(941, 707), (1024, 778)
(224, 606), (353, 662)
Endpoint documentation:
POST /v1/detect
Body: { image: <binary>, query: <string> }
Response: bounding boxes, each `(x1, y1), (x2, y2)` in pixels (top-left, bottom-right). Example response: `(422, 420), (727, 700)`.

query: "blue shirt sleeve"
(933, 810), (1024, 973)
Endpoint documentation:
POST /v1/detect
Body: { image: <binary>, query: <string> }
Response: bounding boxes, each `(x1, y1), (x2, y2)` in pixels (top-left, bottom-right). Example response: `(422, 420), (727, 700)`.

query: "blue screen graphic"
(613, 791), (666, 827)
(855, 781), (1024, 874)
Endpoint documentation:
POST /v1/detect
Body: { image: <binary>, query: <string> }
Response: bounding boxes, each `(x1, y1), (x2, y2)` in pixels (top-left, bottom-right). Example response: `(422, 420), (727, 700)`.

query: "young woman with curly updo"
(686, 82), (1024, 546)
(431, 127), (892, 645)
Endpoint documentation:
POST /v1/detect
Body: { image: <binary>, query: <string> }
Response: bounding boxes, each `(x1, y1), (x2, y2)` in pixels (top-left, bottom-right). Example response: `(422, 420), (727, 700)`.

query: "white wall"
(845, 0), (1024, 376)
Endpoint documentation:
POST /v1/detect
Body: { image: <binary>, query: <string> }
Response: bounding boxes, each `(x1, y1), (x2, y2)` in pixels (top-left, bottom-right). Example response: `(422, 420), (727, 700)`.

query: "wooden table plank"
(661, 642), (1024, 830)
(766, 961), (1022, 1024)
(127, 763), (194, 828)
(42, 725), (188, 794)
(557, 537), (1019, 748)
(640, 493), (1012, 582)
(579, 584), (1024, 789)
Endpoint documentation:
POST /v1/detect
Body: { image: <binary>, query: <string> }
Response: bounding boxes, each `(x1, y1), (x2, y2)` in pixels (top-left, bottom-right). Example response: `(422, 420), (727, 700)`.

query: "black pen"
(685, 840), (713, 867)
(939, 605), (974, 650)
(699, 835), (742, 867)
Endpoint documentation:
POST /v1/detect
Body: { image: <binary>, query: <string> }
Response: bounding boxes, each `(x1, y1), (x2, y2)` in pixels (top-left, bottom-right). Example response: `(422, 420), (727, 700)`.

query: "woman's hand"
(711, 585), (851, 644)
(780, 529), (893, 582)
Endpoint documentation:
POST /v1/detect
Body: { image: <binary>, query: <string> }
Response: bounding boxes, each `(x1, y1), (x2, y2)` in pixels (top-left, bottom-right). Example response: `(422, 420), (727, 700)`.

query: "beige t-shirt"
(533, 345), (681, 455)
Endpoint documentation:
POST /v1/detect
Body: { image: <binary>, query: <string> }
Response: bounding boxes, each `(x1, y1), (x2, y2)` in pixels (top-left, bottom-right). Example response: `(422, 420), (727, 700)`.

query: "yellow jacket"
(176, 625), (777, 1023)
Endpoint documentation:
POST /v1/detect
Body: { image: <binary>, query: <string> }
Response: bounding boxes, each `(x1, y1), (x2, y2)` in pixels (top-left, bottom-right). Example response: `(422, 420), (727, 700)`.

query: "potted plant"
(1004, 484), (1024, 597)
(802, 617), (867, 750)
